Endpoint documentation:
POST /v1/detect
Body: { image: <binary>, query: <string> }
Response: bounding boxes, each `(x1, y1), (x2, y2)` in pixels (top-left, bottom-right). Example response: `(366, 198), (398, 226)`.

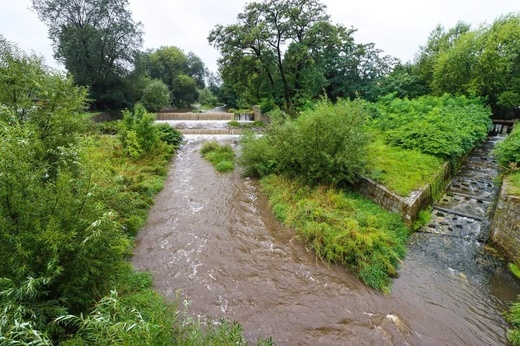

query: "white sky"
(0, 0), (518, 73)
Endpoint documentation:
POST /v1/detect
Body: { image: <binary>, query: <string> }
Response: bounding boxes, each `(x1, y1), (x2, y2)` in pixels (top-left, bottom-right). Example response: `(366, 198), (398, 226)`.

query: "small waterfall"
(156, 112), (234, 121)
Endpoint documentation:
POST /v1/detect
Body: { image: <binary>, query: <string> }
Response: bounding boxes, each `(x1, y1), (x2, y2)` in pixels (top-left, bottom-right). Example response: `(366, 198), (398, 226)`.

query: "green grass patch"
(366, 136), (444, 196)
(505, 171), (520, 196)
(509, 263), (520, 279)
(507, 299), (520, 346)
(201, 140), (236, 173)
(261, 175), (409, 293)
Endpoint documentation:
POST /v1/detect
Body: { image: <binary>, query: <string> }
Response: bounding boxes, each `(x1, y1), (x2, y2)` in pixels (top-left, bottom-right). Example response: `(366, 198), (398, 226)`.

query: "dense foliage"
(120, 103), (160, 158)
(143, 46), (207, 108)
(413, 14), (520, 117)
(365, 136), (444, 197)
(261, 175), (409, 293)
(32, 0), (144, 110)
(240, 99), (368, 186)
(208, 0), (395, 110)
(494, 125), (520, 168)
(140, 78), (171, 112)
(0, 38), (264, 345)
(372, 94), (492, 160)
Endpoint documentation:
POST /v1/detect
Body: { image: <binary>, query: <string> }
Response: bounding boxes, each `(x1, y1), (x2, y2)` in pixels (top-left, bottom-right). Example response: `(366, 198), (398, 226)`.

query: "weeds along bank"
(492, 124), (520, 345)
(240, 96), (492, 292)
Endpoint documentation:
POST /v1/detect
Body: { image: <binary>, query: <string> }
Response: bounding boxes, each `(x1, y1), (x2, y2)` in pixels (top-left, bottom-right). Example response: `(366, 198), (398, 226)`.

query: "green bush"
(155, 123), (183, 147)
(261, 175), (409, 293)
(140, 78), (171, 112)
(373, 94), (492, 159)
(120, 103), (160, 157)
(494, 125), (520, 168)
(201, 141), (236, 173)
(240, 99), (369, 186)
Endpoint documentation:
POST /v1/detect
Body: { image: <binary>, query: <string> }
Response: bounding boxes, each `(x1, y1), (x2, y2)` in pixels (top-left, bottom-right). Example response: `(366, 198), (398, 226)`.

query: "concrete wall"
(355, 162), (452, 228)
(491, 180), (520, 265)
(252, 105), (271, 124)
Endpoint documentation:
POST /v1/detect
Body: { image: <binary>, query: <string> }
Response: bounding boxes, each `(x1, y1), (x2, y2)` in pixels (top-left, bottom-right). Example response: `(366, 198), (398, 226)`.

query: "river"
(132, 135), (520, 345)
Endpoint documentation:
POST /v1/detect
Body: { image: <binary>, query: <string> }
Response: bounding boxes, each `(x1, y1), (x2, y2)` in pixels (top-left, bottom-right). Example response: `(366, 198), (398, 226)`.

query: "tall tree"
(144, 46), (206, 107)
(209, 0), (395, 110)
(417, 14), (520, 117)
(32, 0), (143, 110)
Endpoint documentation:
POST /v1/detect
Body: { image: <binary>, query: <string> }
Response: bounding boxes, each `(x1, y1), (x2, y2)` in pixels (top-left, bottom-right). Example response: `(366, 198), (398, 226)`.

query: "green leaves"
(240, 99), (369, 186)
(374, 94), (492, 159)
(494, 125), (520, 168)
(120, 103), (160, 158)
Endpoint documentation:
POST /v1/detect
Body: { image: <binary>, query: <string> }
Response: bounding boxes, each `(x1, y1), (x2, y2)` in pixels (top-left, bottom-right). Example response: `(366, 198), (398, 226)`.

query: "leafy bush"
(373, 94), (492, 159)
(120, 103), (160, 157)
(494, 125), (520, 168)
(155, 123), (183, 147)
(261, 175), (409, 293)
(240, 99), (369, 186)
(201, 141), (236, 172)
(140, 78), (171, 112)
(259, 98), (276, 114)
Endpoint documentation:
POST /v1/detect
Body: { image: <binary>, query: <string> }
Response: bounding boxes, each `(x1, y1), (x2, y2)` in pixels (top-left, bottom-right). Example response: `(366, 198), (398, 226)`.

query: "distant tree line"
(209, 0), (520, 117)
(32, 0), (210, 112)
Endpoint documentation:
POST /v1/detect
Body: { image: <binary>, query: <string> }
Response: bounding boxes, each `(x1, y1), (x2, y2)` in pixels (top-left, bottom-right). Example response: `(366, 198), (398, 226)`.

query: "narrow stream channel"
(132, 135), (520, 345)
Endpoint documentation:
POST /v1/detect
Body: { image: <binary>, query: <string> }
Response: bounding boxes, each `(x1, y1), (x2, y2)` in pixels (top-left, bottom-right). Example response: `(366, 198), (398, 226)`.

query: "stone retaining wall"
(355, 162), (452, 228)
(491, 180), (520, 265)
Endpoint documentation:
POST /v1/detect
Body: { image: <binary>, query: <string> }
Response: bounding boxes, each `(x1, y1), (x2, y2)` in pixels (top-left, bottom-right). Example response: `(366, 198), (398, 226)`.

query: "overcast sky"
(0, 0), (518, 73)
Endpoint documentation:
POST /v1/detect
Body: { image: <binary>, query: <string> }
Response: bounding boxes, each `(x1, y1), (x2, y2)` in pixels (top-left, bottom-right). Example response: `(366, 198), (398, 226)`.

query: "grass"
(505, 171), (520, 196)
(365, 135), (444, 197)
(200, 140), (236, 172)
(228, 120), (265, 129)
(86, 135), (174, 236)
(507, 298), (520, 346)
(261, 175), (409, 293)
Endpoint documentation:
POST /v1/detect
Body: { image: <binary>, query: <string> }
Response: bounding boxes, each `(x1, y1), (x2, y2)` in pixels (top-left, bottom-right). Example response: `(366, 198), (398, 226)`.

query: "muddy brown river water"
(132, 135), (520, 345)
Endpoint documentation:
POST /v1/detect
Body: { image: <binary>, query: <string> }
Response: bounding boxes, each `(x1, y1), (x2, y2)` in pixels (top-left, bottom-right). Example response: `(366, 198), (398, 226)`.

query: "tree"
(145, 46), (205, 107)
(0, 35), (88, 179)
(414, 22), (471, 91)
(140, 78), (170, 112)
(0, 38), (130, 342)
(32, 0), (143, 110)
(416, 14), (520, 117)
(209, 0), (395, 111)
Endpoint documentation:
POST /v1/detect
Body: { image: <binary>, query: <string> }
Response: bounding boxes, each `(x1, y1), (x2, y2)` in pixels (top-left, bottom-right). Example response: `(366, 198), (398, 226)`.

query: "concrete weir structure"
(491, 180), (520, 265)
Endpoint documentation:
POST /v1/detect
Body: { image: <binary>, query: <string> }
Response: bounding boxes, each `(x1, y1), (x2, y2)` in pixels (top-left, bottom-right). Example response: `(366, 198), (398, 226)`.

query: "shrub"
(155, 123), (183, 147)
(508, 299), (520, 346)
(494, 125), (520, 168)
(120, 103), (160, 157)
(240, 99), (369, 186)
(140, 78), (170, 112)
